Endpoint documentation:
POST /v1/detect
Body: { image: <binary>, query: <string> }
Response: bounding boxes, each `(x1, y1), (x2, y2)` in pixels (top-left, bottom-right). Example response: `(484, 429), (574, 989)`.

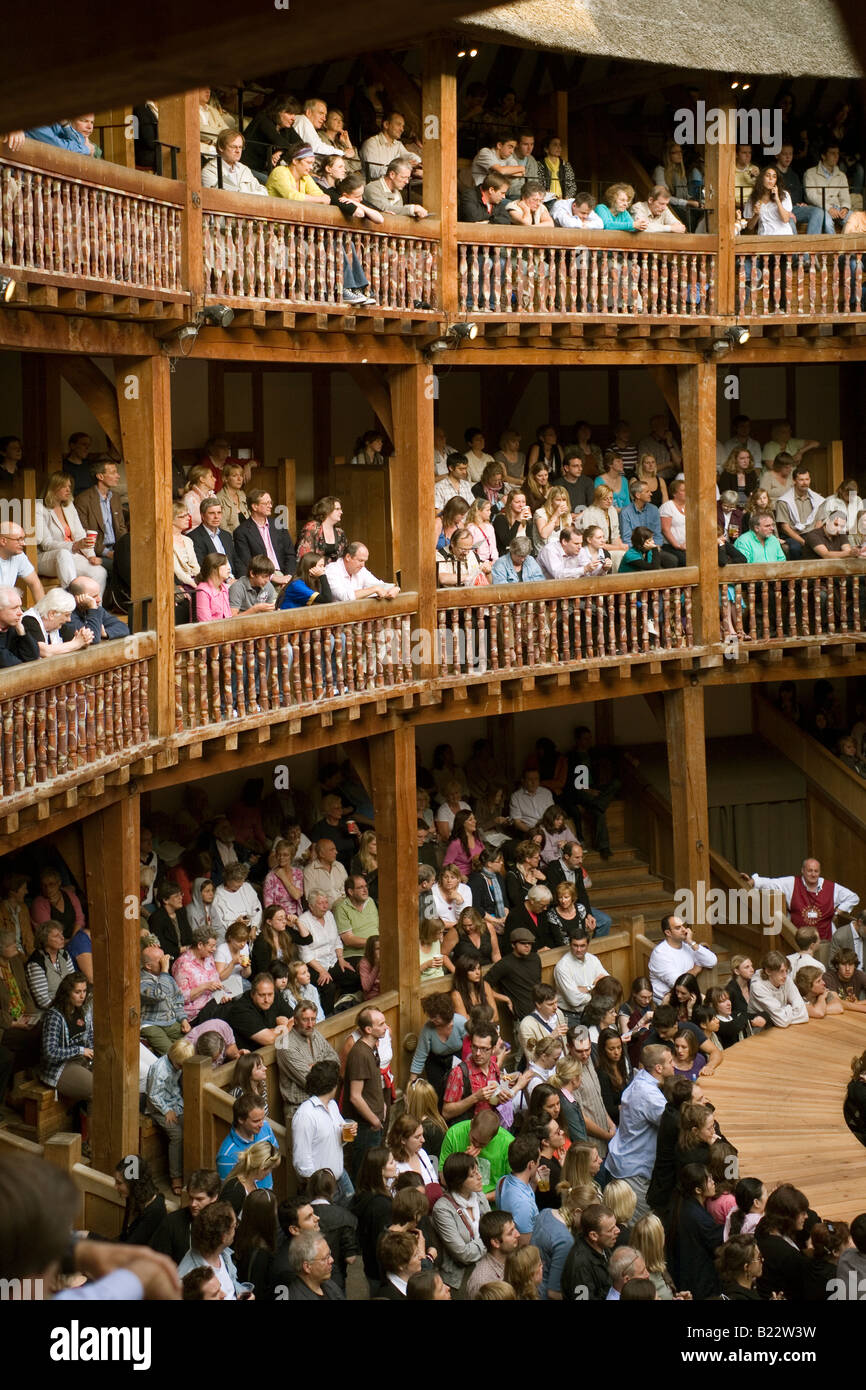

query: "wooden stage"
(701, 1013), (866, 1223)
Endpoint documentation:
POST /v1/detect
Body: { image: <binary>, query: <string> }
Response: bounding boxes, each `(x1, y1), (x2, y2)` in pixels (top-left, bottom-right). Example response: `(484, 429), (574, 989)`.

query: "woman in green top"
(619, 525), (663, 573)
(594, 182), (649, 231)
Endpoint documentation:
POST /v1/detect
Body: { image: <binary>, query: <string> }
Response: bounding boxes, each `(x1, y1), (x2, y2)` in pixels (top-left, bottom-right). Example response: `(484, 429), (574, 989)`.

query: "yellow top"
(267, 167), (323, 201)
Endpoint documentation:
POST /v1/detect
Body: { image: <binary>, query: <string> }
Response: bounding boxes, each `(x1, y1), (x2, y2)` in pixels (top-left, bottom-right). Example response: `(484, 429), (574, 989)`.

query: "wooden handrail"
(201, 186), (441, 239)
(437, 567), (699, 607)
(0, 142), (184, 205)
(720, 559), (866, 583)
(455, 225), (715, 252)
(735, 234), (866, 252)
(174, 592), (419, 650)
(0, 632), (157, 698)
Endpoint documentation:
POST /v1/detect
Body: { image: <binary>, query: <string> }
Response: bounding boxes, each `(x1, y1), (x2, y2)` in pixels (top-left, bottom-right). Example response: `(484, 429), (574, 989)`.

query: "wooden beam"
(648, 365), (681, 424)
(56, 356), (121, 448)
(115, 354), (175, 738)
(312, 368), (332, 498)
(159, 92), (204, 305)
(346, 364), (394, 443)
(367, 725), (419, 1084)
(422, 36), (458, 320)
(664, 684), (712, 939)
(679, 361), (720, 648)
(389, 363), (436, 677)
(572, 66), (684, 113)
(82, 797), (140, 1174)
(705, 88), (737, 315)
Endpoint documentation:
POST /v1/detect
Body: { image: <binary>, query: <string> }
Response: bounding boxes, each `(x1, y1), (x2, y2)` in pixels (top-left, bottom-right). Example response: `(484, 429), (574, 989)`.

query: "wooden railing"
(0, 142), (186, 298)
(202, 190), (439, 310)
(455, 226), (715, 317)
(173, 596), (418, 731)
(735, 236), (866, 319)
(0, 634), (156, 802)
(719, 560), (866, 645)
(435, 569), (698, 678)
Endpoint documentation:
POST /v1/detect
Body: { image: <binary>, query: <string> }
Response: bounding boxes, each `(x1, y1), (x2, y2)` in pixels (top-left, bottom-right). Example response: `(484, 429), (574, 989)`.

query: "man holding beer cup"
(292, 1058), (358, 1202)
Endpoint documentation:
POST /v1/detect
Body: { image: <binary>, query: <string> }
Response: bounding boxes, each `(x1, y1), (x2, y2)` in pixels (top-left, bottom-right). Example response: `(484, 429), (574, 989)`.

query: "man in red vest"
(742, 858), (859, 958)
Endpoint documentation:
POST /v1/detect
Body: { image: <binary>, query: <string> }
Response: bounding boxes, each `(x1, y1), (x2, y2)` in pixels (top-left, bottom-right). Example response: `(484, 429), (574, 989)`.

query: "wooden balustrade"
(0, 634), (156, 800)
(0, 142), (185, 297)
(719, 559), (866, 645)
(201, 189), (439, 310)
(735, 236), (866, 319)
(173, 596), (418, 731)
(435, 569), (698, 678)
(456, 226), (715, 317)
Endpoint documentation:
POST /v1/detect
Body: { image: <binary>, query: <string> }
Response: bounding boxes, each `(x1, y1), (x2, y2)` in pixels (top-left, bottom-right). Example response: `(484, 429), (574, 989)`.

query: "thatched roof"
(454, 0), (863, 78)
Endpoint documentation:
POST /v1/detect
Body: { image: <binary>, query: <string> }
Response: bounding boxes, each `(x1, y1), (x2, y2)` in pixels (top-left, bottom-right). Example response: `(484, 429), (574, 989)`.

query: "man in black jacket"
(189, 496), (236, 577)
(0, 585), (39, 666)
(545, 841), (612, 938)
(561, 1203), (620, 1300)
(457, 171), (511, 222)
(66, 576), (128, 641)
(232, 489), (295, 582)
(150, 1170), (221, 1262)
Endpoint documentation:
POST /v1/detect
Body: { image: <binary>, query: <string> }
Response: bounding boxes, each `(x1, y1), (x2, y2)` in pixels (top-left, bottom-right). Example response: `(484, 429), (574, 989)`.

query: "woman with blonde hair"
(635, 452), (668, 507)
(215, 461), (248, 533)
(219, 1138), (281, 1217)
(532, 484), (572, 546)
(652, 139), (701, 226)
(172, 500), (200, 598)
(36, 472), (108, 595)
(504, 1244), (543, 1300)
(553, 1055), (589, 1146)
(603, 1177), (637, 1239)
(558, 1140), (603, 1202)
(419, 914), (449, 980)
(402, 1075), (448, 1158)
(719, 447), (760, 508)
(630, 1212), (677, 1300)
(182, 464), (215, 528)
(464, 497), (498, 563)
(445, 904), (500, 968)
(351, 830), (379, 903)
(580, 484), (626, 563)
(263, 837), (305, 911)
(474, 1279), (517, 1300)
(493, 430), (526, 485)
(795, 964), (844, 1018)
(282, 959), (324, 1019)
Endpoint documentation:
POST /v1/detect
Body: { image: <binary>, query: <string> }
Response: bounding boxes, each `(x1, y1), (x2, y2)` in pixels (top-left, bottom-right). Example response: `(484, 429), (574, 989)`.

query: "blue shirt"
(98, 491), (115, 548)
(67, 928), (92, 970)
(594, 204), (635, 230)
(26, 124), (93, 155)
(495, 1173), (538, 1234)
(490, 554), (545, 584)
(533, 1206), (574, 1297)
(619, 501), (663, 547)
(145, 1053), (184, 1118)
(605, 1069), (666, 1181)
(216, 1121), (278, 1185)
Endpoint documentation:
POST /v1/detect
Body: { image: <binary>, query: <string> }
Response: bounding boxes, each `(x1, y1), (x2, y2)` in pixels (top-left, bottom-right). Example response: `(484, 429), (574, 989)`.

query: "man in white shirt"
(717, 414), (762, 472)
(758, 451), (796, 504)
(749, 951), (809, 1027)
(630, 186), (685, 233)
(324, 543), (399, 602)
(787, 925), (824, 976)
(509, 769), (554, 832)
(292, 98), (344, 157)
(303, 840), (348, 908)
(742, 857), (858, 950)
(648, 915), (718, 1003)
(434, 426), (456, 477)
(434, 454), (474, 511)
(551, 194), (604, 229)
(471, 136), (525, 193)
(201, 130), (268, 195)
(803, 142), (851, 233)
(537, 528), (584, 580)
(291, 1058), (355, 1199)
(554, 927), (609, 1021)
(762, 421), (820, 468)
(775, 468), (825, 560)
(0, 521), (44, 602)
(637, 415), (682, 480)
(360, 111), (422, 181)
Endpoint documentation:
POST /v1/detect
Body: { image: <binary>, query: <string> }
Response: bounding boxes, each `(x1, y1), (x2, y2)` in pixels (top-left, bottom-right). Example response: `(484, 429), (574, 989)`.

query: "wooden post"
(368, 725), (419, 1081)
(115, 354), (175, 737)
(422, 36), (457, 318)
(94, 107), (135, 169)
(678, 361), (720, 649)
(21, 354), (62, 488)
(159, 92), (204, 304)
(388, 363), (436, 679)
(277, 457), (296, 538)
(312, 368), (332, 499)
(555, 92), (569, 159)
(663, 685), (712, 941)
(181, 1056), (213, 1175)
(705, 92), (737, 317)
(82, 797), (141, 1174)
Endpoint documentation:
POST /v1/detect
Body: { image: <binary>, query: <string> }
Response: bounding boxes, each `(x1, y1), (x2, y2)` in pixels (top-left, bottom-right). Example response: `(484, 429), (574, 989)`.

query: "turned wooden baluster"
(457, 245), (467, 311)
(772, 579), (782, 636)
(67, 682), (80, 769)
(744, 583), (756, 640)
(856, 255), (864, 316)
(608, 253), (618, 315)
(11, 697), (24, 790)
(138, 661), (149, 735)
(818, 254), (828, 313)
(95, 670), (105, 756)
(661, 254), (671, 317)
(684, 588), (693, 644)
(853, 576), (861, 631)
(297, 629), (311, 701)
(44, 687), (58, 777)
(35, 689), (47, 782)
(55, 683), (68, 773)
(1, 702), (12, 796)
(825, 578), (836, 634)
(174, 654), (184, 731)
(831, 254), (840, 314)
(206, 646), (219, 723)
(22, 694), (36, 787)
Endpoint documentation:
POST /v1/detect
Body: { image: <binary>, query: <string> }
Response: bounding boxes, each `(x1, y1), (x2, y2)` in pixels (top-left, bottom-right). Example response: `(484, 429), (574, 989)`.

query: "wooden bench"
(16, 1079), (76, 1141)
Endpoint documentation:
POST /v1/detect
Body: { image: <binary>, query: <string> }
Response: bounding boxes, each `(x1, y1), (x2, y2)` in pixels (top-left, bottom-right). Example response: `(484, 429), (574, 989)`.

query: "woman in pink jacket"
(195, 554), (233, 622)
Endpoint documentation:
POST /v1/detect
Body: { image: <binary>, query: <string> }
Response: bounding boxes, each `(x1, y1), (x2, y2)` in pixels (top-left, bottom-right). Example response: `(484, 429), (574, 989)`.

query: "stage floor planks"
(700, 1012), (866, 1223)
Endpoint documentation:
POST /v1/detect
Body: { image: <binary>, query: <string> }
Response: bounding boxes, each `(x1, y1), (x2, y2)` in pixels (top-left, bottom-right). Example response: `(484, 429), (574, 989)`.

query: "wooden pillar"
(422, 35), (458, 319)
(94, 106), (135, 169)
(389, 363), (436, 679)
(21, 354), (62, 488)
(82, 797), (141, 1174)
(705, 94), (737, 317)
(555, 91), (569, 158)
(663, 685), (712, 941)
(159, 92), (204, 305)
(312, 368), (332, 498)
(115, 354), (175, 737)
(368, 725), (419, 1078)
(678, 361), (720, 649)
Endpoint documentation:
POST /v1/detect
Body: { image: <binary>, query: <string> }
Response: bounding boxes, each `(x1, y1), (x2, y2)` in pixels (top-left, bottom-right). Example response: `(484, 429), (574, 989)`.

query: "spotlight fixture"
(712, 324), (751, 353)
(0, 275), (17, 303)
(423, 337), (452, 356)
(457, 49), (466, 57)
(200, 303), (235, 328)
(730, 81), (739, 89)
(175, 323), (201, 345)
(469, 49), (478, 57)
(448, 321), (478, 342)
(741, 82), (751, 91)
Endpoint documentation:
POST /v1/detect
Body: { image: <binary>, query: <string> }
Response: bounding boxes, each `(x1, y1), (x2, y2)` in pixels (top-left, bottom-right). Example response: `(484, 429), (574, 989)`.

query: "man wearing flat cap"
(485, 927), (542, 1021)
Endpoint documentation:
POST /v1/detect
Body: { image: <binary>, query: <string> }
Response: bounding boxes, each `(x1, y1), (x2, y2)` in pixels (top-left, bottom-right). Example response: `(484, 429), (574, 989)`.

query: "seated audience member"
(171, 927), (231, 1021)
(232, 490), (295, 582)
(561, 1202), (620, 1300)
(39, 972), (93, 1109)
(749, 950), (810, 1027)
(64, 576), (127, 641)
(804, 142), (852, 233)
(595, 182), (648, 231)
(703, 984), (751, 1047)
(324, 542), (400, 602)
(364, 158), (428, 219)
(550, 189), (604, 228)
(25, 115), (98, 155)
(202, 129), (268, 195)
(435, 454), (475, 513)
(508, 178), (553, 226)
(471, 133), (525, 194)
(295, 890), (359, 1014)
(432, 1153), (491, 1293)
(73, 458), (127, 574)
(0, 585), (39, 664)
(275, 1000), (339, 1118)
(459, 171), (512, 223)
(198, 86), (237, 153)
(510, 769), (554, 834)
(239, 94), (302, 173)
(189, 497), (236, 576)
(228, 556), (277, 615)
(296, 496), (349, 562)
(140, 938), (191, 1053)
(145, 1037), (194, 1193)
(22, 591), (93, 657)
(361, 109), (422, 180)
(0, 520), (44, 605)
(210, 861), (262, 943)
(539, 135), (575, 202)
(267, 143), (330, 203)
(36, 472), (108, 596)
(774, 467), (825, 559)
(631, 185), (686, 232)
(795, 964), (844, 1017)
(148, 879), (193, 962)
(26, 921), (74, 1008)
(222, 972), (289, 1051)
(801, 509), (852, 561)
(214, 462), (249, 534)
(184, 465), (217, 527)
